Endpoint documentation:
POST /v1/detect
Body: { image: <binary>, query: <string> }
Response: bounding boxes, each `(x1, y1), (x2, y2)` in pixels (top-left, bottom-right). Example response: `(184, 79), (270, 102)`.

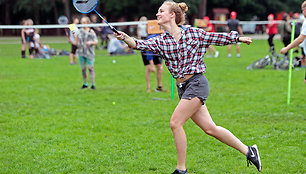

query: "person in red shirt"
(266, 14), (278, 51)
(203, 16), (219, 58)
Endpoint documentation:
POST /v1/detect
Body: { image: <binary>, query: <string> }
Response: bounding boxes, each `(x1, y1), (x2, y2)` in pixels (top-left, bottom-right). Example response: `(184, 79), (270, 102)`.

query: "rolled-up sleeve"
(199, 30), (238, 46)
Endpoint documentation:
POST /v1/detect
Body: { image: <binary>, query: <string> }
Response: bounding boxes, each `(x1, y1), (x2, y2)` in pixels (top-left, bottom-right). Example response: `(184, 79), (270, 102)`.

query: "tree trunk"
(63, 0), (70, 22)
(4, 0), (11, 25)
(198, 0), (207, 18)
(33, 0), (40, 25)
(52, 0), (60, 35)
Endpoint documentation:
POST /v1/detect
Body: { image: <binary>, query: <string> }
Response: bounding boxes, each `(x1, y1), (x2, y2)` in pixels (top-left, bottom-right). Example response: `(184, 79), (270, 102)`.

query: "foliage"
(207, 0), (303, 20)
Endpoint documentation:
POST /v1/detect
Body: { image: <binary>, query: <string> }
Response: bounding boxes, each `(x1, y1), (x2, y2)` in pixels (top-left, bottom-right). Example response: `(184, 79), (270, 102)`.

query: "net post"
(287, 20), (296, 105)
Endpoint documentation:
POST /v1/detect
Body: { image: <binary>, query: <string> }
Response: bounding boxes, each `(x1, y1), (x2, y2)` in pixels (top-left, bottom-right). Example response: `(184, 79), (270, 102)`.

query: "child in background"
(21, 19), (36, 59)
(68, 16), (79, 65)
(74, 16), (98, 90)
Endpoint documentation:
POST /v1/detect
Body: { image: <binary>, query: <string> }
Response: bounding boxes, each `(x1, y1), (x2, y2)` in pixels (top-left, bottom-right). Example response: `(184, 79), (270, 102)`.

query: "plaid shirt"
(135, 26), (238, 79)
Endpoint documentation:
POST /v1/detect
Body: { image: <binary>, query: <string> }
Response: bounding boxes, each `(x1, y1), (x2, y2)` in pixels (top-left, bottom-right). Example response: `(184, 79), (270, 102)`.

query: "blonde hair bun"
(178, 2), (188, 13)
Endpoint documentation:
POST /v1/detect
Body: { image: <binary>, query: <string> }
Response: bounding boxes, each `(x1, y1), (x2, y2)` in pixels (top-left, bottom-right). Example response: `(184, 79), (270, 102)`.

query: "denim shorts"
(176, 73), (209, 104)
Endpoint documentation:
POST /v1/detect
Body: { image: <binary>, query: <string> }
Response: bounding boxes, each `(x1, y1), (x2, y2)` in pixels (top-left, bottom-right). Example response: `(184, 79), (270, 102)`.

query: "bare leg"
(228, 45), (232, 57)
(237, 44), (240, 54)
(28, 43), (34, 59)
(207, 46), (213, 56)
(155, 64), (163, 87)
(69, 53), (74, 64)
(88, 66), (95, 86)
(145, 66), (151, 92)
(73, 54), (77, 64)
(191, 104), (248, 155)
(145, 60), (155, 92)
(21, 43), (26, 58)
(228, 45), (232, 54)
(170, 98), (203, 171)
(209, 45), (216, 53)
(81, 66), (87, 85)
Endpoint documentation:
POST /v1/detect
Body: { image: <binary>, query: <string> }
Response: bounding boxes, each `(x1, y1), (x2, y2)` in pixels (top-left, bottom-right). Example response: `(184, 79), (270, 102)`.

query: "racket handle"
(110, 25), (119, 34)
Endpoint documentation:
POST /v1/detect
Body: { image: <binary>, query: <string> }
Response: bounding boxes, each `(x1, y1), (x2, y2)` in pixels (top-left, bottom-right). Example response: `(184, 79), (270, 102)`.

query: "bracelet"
(236, 37), (241, 42)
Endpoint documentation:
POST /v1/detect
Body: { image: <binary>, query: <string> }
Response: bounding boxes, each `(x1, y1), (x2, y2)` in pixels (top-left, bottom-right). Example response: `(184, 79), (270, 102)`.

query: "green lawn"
(0, 37), (305, 173)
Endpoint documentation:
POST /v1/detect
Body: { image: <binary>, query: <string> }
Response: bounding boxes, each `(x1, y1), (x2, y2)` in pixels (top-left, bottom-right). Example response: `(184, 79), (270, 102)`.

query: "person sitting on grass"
(107, 34), (134, 55)
(30, 31), (51, 59)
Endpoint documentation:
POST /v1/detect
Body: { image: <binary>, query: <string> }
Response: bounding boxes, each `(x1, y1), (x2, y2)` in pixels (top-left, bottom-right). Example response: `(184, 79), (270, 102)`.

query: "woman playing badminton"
(115, 1), (261, 173)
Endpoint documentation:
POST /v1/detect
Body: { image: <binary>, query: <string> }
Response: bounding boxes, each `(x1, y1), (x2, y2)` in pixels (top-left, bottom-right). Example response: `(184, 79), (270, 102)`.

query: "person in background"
(107, 34), (134, 55)
(21, 19), (36, 59)
(31, 30), (42, 57)
(227, 11), (243, 58)
(278, 13), (292, 57)
(20, 19), (28, 58)
(31, 31), (51, 58)
(90, 14), (100, 50)
(281, 1), (306, 83)
(203, 16), (219, 58)
(68, 16), (79, 65)
(293, 12), (303, 54)
(266, 14), (278, 52)
(137, 16), (148, 39)
(141, 34), (167, 93)
(74, 16), (98, 90)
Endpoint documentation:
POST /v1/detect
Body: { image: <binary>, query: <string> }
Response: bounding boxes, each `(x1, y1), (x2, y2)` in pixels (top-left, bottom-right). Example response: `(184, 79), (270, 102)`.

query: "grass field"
(0, 37), (305, 173)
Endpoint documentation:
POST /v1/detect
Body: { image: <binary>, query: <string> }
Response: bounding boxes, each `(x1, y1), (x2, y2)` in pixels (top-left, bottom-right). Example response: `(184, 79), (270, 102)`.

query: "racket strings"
(73, 0), (98, 13)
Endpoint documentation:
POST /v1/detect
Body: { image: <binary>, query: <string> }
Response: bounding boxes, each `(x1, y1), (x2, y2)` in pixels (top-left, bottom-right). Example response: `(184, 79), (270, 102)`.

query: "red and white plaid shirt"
(135, 26), (238, 79)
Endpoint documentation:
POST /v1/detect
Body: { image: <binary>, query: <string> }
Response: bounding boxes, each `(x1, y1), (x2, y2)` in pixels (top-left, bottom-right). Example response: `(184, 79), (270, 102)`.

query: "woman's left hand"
(239, 37), (252, 45)
(86, 41), (92, 47)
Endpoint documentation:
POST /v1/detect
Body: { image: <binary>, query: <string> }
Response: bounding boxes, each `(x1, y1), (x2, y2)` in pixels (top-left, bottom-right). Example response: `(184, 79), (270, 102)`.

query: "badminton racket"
(57, 16), (69, 37)
(72, 0), (119, 34)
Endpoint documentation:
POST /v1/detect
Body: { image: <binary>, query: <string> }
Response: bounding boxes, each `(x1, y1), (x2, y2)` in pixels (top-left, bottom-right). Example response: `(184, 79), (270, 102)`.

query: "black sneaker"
(81, 84), (88, 89)
(246, 144), (262, 172)
(91, 85), (96, 90)
(172, 169), (188, 174)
